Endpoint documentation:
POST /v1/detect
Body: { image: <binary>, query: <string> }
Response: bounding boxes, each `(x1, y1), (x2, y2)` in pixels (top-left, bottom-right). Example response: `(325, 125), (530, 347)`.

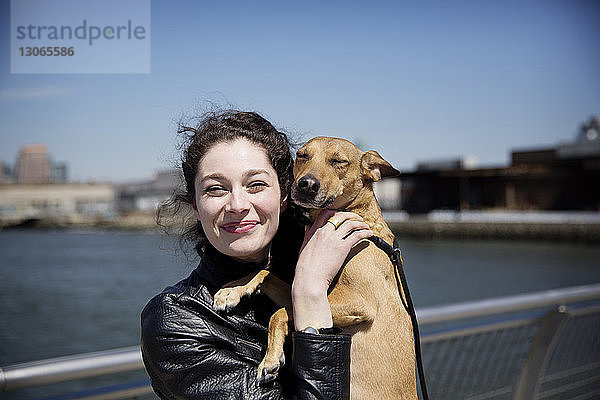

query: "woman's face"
(193, 138), (283, 263)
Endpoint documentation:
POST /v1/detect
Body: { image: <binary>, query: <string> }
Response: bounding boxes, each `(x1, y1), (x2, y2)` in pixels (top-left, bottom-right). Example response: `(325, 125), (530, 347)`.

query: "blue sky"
(1, 0), (599, 182)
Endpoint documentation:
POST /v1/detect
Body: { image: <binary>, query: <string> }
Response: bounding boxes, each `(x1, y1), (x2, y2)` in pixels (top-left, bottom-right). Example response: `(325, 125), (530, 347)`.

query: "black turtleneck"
(194, 244), (270, 296)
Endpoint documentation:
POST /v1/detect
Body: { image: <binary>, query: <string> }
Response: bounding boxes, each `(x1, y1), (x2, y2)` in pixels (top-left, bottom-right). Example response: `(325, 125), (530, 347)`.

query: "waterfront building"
(116, 169), (181, 213)
(51, 162), (68, 183)
(12, 144), (69, 184)
(0, 160), (15, 184)
(0, 183), (116, 225)
(17, 144), (51, 184)
(399, 118), (600, 213)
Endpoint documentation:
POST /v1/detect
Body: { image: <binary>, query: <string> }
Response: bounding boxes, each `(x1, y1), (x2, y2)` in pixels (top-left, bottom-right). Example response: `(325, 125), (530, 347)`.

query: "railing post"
(0, 367), (6, 392)
(513, 306), (569, 400)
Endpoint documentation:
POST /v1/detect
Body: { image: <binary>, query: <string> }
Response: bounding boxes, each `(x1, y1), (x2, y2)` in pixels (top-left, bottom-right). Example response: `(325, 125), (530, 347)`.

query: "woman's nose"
(225, 189), (250, 213)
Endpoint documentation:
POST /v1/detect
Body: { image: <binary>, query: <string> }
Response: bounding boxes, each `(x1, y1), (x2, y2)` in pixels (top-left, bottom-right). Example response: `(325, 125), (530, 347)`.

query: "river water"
(1, 229), (599, 398)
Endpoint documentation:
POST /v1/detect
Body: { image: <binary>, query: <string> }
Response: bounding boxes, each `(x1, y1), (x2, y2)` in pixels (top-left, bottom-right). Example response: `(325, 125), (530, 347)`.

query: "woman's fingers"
(302, 210), (365, 250)
(321, 211), (363, 230)
(294, 210), (374, 295)
(342, 226), (374, 245)
(335, 219), (373, 241)
(323, 213), (371, 237)
(300, 209), (335, 250)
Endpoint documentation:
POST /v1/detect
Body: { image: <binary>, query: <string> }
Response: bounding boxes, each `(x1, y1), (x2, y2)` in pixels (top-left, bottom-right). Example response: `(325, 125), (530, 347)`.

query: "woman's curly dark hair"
(159, 110), (306, 273)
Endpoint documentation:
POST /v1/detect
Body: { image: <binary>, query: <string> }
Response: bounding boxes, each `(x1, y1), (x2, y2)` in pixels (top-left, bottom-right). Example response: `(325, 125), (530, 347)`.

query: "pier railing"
(2, 284), (599, 400)
(418, 284), (600, 400)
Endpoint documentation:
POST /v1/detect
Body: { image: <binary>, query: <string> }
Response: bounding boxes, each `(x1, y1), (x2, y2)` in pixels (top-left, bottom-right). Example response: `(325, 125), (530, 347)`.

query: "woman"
(141, 111), (373, 399)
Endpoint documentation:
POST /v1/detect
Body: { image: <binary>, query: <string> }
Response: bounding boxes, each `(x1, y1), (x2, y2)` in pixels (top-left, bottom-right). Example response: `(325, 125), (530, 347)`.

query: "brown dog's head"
(291, 137), (399, 210)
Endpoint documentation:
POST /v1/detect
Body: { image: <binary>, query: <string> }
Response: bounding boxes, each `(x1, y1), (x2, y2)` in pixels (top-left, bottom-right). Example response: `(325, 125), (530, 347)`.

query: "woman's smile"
(221, 220), (260, 234)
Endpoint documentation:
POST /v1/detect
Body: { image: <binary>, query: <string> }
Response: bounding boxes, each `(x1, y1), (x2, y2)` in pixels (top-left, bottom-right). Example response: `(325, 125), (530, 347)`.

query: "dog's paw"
(213, 287), (244, 312)
(257, 352), (286, 383)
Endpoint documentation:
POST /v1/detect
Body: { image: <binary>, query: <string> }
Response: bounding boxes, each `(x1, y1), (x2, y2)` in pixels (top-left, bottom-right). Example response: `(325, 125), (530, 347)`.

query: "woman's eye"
(205, 186), (227, 196)
(247, 181), (268, 193)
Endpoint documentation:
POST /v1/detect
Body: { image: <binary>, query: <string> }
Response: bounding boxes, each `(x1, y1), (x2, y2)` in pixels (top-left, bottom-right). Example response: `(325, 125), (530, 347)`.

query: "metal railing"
(0, 346), (143, 392)
(418, 284), (600, 400)
(2, 284), (600, 400)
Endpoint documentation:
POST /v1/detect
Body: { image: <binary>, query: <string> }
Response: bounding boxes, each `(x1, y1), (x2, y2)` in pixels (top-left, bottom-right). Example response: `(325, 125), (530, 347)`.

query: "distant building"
(51, 162), (68, 183)
(0, 160), (14, 183)
(17, 144), (51, 184)
(0, 183), (115, 224)
(399, 118), (600, 213)
(117, 169), (182, 213)
(13, 144), (69, 184)
(416, 156), (477, 172)
(557, 116), (600, 159)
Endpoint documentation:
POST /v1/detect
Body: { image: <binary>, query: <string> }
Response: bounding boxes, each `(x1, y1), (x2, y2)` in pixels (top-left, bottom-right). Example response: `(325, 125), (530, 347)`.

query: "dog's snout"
(297, 175), (320, 195)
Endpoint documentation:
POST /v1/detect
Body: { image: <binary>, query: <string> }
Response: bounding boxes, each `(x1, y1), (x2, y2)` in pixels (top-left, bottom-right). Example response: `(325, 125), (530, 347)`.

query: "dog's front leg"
(257, 306), (293, 383)
(257, 283), (376, 383)
(214, 269), (292, 312)
(213, 269), (271, 311)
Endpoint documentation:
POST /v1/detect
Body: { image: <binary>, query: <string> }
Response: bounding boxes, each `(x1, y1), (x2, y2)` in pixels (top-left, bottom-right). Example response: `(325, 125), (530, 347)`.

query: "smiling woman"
(142, 110), (373, 399)
(193, 138), (284, 262)
(159, 111), (297, 258)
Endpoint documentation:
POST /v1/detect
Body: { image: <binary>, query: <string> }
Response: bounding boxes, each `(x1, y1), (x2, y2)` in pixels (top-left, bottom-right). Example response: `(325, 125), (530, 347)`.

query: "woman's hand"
(291, 210), (373, 331)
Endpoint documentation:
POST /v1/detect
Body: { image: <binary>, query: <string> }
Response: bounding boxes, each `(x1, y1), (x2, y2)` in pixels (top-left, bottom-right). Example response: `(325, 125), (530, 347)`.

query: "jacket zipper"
(237, 337), (262, 353)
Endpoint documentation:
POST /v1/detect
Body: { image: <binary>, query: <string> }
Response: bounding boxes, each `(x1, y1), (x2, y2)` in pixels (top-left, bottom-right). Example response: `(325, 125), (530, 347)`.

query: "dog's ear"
(361, 150), (399, 182)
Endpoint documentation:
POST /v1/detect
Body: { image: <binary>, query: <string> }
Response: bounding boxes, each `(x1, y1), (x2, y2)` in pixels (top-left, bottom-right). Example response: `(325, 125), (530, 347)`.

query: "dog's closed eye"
(330, 158), (349, 166)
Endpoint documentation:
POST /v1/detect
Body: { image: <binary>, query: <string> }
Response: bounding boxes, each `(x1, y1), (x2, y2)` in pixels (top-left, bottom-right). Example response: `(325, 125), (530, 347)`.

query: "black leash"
(368, 236), (430, 400)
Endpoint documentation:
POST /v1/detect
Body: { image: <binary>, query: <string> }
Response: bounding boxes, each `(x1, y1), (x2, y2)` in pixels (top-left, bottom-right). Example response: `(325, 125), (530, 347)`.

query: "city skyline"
(3, 115), (597, 185)
(1, 0), (599, 182)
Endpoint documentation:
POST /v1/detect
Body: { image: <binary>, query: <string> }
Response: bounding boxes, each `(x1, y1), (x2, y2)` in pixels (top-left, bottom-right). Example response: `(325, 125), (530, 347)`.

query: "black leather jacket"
(141, 247), (351, 400)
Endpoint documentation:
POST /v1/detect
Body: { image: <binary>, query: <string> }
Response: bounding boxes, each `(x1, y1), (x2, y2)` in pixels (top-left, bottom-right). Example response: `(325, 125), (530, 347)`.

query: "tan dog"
(214, 137), (417, 400)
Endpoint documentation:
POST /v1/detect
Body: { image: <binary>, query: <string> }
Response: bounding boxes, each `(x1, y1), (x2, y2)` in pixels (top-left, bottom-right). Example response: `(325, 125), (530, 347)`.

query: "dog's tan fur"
(214, 137), (417, 400)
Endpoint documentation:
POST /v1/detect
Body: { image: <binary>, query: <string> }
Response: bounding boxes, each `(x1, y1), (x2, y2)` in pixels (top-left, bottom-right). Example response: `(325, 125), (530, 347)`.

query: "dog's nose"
(297, 175), (320, 195)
